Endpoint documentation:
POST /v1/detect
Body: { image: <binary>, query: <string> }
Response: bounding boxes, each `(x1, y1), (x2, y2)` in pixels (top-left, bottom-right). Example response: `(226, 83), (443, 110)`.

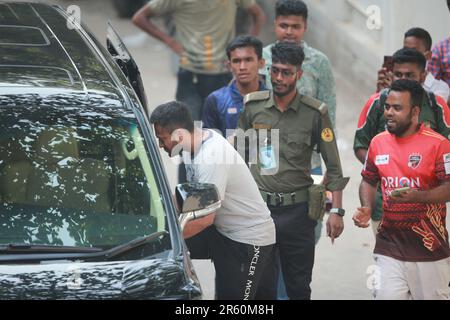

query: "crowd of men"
(133, 0), (450, 300)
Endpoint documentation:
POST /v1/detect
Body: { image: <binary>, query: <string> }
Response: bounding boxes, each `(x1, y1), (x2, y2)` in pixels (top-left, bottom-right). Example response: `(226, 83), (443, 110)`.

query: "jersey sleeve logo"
(375, 154), (389, 165)
(408, 153), (422, 169)
(321, 128), (334, 142)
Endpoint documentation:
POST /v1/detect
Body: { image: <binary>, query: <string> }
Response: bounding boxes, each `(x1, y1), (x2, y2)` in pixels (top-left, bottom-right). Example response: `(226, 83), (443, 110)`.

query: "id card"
(260, 146), (277, 170)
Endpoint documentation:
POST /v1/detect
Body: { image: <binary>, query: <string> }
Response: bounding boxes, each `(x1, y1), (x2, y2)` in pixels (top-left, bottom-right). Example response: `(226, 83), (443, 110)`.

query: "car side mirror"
(176, 183), (221, 230)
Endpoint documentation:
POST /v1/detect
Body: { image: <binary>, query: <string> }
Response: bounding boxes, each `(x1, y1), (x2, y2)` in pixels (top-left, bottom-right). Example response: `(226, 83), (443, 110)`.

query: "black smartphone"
(383, 55), (394, 72)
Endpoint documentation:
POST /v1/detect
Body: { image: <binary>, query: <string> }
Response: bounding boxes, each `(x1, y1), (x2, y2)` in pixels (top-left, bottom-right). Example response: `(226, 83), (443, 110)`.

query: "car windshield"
(0, 105), (169, 251)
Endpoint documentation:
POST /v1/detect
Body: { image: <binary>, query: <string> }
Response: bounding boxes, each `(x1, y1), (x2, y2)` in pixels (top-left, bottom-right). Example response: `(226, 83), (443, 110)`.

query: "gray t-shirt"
(183, 130), (275, 246)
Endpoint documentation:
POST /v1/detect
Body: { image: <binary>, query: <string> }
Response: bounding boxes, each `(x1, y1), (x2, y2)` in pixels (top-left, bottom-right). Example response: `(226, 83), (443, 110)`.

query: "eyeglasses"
(270, 66), (296, 78)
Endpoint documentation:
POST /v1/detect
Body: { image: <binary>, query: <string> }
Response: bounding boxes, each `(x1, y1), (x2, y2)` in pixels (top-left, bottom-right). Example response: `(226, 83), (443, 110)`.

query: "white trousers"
(374, 254), (450, 300)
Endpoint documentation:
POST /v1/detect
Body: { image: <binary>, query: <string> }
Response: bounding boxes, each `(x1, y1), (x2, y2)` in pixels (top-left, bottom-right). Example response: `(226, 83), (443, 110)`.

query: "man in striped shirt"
(428, 0), (450, 105)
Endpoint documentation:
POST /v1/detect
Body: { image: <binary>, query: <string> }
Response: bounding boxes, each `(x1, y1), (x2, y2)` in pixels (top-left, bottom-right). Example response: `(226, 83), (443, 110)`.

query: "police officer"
(237, 42), (349, 300)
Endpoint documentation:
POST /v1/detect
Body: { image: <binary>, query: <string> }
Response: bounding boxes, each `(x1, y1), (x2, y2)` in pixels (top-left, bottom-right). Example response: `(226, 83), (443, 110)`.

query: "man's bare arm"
(326, 190), (344, 243)
(132, 5), (183, 54)
(183, 213), (216, 239)
(355, 148), (368, 165)
(359, 179), (377, 209)
(246, 3), (266, 36)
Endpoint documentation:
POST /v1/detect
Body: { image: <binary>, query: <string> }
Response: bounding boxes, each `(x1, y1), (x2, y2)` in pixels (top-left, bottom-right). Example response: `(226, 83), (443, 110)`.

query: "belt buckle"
(276, 193), (283, 206)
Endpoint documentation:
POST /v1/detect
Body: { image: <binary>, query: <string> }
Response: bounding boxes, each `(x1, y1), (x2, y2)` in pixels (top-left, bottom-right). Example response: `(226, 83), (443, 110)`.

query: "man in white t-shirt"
(150, 100), (276, 300)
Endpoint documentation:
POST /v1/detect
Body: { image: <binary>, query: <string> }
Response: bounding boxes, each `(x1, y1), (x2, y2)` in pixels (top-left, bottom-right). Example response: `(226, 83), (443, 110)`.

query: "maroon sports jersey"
(362, 125), (450, 261)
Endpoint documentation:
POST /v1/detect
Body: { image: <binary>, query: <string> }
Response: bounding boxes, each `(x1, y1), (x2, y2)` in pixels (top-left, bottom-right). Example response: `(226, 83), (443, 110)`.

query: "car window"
(0, 105), (169, 251)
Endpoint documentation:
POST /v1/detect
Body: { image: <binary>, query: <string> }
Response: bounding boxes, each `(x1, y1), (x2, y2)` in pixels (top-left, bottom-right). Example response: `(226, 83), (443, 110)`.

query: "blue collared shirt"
(202, 80), (266, 137)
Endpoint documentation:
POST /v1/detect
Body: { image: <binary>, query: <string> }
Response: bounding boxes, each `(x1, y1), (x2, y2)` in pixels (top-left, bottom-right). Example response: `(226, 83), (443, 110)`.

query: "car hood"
(0, 258), (201, 299)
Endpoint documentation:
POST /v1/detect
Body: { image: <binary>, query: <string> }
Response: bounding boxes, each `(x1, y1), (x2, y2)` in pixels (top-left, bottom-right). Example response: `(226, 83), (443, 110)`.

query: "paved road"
(49, 0), (449, 300)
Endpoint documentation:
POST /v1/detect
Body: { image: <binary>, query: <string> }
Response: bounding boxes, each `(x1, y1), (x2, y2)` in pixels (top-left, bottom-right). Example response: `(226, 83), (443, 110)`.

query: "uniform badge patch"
(321, 128), (334, 142)
(408, 153), (422, 169)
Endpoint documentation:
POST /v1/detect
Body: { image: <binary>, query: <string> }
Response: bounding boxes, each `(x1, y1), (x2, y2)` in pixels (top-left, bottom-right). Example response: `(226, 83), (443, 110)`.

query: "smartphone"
(383, 55), (394, 72)
(390, 187), (410, 197)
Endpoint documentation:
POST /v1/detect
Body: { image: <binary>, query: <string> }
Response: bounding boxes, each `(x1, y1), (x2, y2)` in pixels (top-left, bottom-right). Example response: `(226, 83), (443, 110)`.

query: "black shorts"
(185, 225), (276, 300)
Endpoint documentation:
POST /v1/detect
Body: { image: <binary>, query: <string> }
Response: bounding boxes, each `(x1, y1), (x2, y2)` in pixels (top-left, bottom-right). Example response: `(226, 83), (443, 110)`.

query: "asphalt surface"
(47, 0), (449, 300)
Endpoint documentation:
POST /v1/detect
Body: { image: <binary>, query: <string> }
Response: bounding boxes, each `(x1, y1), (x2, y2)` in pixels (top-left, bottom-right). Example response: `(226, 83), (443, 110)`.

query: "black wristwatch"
(330, 208), (345, 217)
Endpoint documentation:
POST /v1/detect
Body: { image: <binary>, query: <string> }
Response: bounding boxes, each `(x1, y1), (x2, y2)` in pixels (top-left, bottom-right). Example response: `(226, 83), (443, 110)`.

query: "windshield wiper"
(0, 231), (169, 263)
(86, 230), (169, 262)
(0, 243), (103, 253)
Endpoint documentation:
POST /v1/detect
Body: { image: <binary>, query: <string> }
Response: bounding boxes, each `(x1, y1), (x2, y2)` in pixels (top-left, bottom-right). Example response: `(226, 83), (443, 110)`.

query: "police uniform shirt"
(238, 90), (349, 193)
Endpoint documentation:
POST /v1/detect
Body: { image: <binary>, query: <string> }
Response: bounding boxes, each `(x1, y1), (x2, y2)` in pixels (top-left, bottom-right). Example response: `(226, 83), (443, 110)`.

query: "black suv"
(0, 2), (219, 299)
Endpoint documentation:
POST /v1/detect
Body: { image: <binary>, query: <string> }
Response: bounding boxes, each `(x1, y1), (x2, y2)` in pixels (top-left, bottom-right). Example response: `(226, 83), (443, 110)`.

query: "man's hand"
(165, 37), (184, 55)
(353, 207), (371, 228)
(326, 213), (344, 244)
(376, 68), (393, 92)
(388, 189), (418, 203)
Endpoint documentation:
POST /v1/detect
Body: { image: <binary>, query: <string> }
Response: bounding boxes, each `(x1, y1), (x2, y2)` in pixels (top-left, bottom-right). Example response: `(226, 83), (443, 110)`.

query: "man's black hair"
(150, 101), (194, 133)
(393, 48), (427, 71)
(271, 41), (305, 68)
(275, 0), (308, 20)
(226, 35), (263, 60)
(404, 27), (432, 51)
(389, 79), (425, 110)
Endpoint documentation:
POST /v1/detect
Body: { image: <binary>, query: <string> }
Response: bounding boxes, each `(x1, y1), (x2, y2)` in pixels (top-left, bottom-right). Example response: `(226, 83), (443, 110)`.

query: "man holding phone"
(377, 28), (449, 102)
(353, 79), (450, 300)
(382, 55), (394, 74)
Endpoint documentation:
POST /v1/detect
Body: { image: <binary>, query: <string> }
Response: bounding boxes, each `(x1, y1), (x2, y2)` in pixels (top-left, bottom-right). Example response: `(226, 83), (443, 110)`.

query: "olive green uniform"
(238, 91), (348, 193)
(237, 90), (349, 299)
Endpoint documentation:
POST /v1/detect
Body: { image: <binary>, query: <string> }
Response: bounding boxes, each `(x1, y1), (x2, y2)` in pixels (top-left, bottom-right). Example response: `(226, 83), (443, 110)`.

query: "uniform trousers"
(269, 201), (316, 300)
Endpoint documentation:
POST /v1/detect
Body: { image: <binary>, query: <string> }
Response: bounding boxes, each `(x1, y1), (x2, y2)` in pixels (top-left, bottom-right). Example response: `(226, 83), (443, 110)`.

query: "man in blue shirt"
(202, 35), (266, 138)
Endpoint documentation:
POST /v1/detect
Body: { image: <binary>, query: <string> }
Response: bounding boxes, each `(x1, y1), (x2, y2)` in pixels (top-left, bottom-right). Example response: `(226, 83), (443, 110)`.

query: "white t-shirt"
(424, 72), (449, 102)
(183, 130), (275, 246)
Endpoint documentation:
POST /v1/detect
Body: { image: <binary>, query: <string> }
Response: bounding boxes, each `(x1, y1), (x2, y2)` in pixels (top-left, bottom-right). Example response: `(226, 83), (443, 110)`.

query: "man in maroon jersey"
(353, 79), (450, 300)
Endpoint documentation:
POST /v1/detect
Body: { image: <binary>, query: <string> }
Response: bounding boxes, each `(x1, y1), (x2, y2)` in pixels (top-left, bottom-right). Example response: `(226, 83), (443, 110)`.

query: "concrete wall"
(299, 0), (450, 96)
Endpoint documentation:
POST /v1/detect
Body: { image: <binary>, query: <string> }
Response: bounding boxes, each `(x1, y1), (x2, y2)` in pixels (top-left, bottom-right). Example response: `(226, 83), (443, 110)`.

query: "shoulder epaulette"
(299, 95), (327, 115)
(244, 90), (270, 105)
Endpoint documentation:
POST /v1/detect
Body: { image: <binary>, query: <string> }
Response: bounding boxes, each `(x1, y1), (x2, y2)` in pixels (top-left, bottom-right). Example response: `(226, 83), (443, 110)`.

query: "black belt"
(260, 189), (308, 207)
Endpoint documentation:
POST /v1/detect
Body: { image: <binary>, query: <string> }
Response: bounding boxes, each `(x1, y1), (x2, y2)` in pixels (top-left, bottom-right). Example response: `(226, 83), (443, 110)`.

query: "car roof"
(0, 2), (128, 108)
